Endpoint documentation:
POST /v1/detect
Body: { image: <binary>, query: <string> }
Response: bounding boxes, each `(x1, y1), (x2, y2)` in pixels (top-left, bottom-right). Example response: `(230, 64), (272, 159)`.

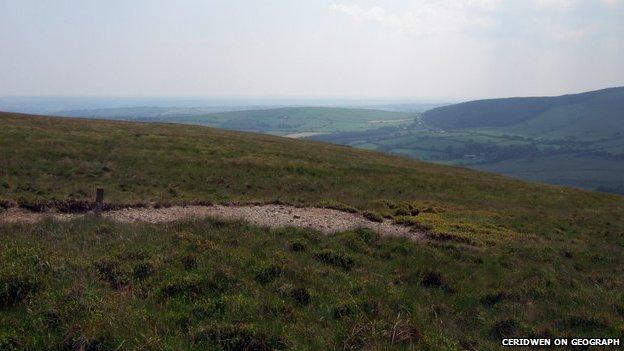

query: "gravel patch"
(0, 205), (423, 240)
(0, 208), (78, 224)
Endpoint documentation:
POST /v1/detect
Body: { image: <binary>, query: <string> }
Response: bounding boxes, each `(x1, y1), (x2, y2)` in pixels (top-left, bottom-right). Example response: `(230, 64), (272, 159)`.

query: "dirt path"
(0, 204), (423, 240)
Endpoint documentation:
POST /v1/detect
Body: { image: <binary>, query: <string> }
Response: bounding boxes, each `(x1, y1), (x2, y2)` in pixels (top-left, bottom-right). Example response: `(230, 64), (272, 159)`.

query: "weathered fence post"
(95, 188), (104, 216)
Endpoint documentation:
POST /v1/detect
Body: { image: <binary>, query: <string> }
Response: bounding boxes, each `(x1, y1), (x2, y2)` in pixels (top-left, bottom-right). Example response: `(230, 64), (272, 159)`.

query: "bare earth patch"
(0, 205), (423, 240)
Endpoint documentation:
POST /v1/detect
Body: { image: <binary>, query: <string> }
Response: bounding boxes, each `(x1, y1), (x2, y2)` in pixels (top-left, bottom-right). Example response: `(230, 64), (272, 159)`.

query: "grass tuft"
(254, 264), (283, 285)
(489, 319), (520, 339)
(363, 211), (383, 223)
(313, 249), (355, 270)
(191, 323), (285, 350)
(420, 270), (454, 293)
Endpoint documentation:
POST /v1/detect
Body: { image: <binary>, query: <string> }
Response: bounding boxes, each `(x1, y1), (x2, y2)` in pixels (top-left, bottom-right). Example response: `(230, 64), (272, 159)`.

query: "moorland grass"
(1, 112), (622, 242)
(1, 112), (623, 349)
(1, 218), (622, 350)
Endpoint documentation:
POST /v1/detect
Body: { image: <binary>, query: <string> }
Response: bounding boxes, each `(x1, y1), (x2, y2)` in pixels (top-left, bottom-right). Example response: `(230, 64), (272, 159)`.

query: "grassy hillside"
(1, 112), (623, 349)
(423, 87), (624, 137)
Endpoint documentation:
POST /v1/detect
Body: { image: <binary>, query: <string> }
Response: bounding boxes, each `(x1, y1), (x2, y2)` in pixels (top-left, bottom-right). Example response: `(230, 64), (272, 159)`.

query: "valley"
(314, 88), (624, 193)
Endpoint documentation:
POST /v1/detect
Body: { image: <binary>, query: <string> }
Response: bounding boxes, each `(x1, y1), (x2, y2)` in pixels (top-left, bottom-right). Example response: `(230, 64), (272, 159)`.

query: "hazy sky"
(1, 0), (623, 99)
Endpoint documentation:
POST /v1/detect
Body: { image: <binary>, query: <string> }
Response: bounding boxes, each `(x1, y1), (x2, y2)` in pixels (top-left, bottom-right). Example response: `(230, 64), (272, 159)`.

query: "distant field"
(58, 106), (416, 136)
(1, 112), (623, 350)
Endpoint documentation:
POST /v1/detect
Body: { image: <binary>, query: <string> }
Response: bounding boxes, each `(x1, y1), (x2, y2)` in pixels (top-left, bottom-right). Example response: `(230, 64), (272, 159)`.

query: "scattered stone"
(0, 205), (424, 239)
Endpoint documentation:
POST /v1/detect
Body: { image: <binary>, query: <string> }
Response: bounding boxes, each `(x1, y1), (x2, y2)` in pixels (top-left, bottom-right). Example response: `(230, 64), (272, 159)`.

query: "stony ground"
(0, 204), (423, 239)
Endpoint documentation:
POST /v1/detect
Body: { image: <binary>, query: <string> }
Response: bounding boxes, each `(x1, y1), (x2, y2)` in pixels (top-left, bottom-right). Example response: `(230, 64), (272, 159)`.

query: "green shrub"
(159, 270), (238, 299)
(0, 275), (39, 307)
(133, 262), (154, 280)
(317, 200), (358, 213)
(332, 304), (354, 320)
(362, 211), (383, 223)
(353, 228), (379, 244)
(564, 315), (609, 332)
(392, 202), (420, 217)
(0, 331), (21, 351)
(420, 270), (454, 293)
(181, 254), (198, 270)
(427, 232), (475, 246)
(63, 330), (116, 351)
(290, 287), (311, 306)
(480, 291), (513, 306)
(288, 240), (306, 252)
(254, 264), (283, 285)
(393, 216), (432, 231)
(210, 270), (236, 294)
(0, 249), (45, 307)
(0, 199), (15, 210)
(160, 275), (207, 299)
(489, 319), (520, 339)
(95, 259), (128, 290)
(390, 321), (422, 345)
(313, 249), (354, 270)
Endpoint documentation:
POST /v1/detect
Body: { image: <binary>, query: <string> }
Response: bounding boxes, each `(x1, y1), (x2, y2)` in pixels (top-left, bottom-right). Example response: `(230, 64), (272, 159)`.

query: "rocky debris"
(0, 205), (423, 240)
(0, 208), (78, 223)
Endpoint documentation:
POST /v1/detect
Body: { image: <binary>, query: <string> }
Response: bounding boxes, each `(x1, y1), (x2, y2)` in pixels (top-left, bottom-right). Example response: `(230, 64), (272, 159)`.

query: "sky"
(0, 0), (623, 100)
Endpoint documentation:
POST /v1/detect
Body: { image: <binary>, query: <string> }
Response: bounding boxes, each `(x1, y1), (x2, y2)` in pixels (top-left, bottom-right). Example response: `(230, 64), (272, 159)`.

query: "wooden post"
(95, 188), (104, 216)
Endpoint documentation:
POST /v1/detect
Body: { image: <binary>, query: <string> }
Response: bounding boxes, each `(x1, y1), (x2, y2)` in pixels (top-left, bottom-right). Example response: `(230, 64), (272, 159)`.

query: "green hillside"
(1, 112), (623, 349)
(423, 87), (624, 137)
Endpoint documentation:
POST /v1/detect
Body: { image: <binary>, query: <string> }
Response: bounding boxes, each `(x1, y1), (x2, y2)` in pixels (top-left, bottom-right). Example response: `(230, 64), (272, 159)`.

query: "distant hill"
(423, 87), (624, 138)
(57, 106), (259, 119)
